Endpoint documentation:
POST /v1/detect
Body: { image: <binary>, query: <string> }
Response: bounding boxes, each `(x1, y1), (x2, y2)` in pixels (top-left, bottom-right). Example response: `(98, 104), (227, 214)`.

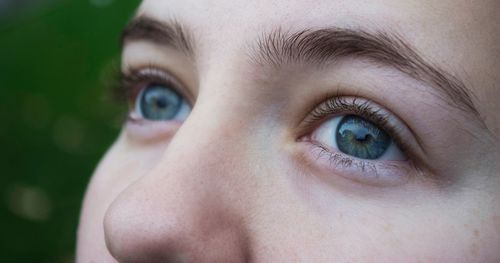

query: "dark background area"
(0, 0), (139, 261)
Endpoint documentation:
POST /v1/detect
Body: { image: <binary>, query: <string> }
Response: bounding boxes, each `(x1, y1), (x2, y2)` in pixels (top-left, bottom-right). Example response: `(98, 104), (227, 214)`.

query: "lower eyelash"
(313, 143), (377, 172)
(306, 141), (413, 187)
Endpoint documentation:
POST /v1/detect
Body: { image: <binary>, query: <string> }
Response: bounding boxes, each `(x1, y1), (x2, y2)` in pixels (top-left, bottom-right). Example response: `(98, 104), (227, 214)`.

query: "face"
(77, 0), (500, 262)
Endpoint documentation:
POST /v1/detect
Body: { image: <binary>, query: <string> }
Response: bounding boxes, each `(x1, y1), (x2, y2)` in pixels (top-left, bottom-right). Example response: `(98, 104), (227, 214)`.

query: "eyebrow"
(253, 28), (483, 120)
(121, 16), (193, 55)
(121, 16), (484, 124)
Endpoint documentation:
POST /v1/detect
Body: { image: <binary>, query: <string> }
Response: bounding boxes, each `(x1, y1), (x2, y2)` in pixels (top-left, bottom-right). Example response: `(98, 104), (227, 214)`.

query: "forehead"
(137, 0), (496, 33)
(136, 0), (498, 66)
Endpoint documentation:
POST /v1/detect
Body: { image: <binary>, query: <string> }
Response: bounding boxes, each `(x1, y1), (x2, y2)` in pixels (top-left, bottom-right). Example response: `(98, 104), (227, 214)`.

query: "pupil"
(155, 97), (168, 108)
(336, 115), (390, 160)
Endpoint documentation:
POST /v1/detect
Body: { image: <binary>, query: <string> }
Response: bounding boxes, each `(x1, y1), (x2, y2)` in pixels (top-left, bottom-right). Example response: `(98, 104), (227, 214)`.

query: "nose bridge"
(103, 99), (253, 262)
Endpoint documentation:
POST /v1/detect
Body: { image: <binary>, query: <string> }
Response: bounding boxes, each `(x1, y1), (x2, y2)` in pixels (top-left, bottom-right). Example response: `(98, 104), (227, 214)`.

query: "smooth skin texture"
(77, 0), (500, 262)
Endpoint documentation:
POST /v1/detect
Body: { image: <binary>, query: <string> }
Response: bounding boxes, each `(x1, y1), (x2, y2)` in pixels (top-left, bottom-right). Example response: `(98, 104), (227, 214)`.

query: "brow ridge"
(251, 27), (482, 120)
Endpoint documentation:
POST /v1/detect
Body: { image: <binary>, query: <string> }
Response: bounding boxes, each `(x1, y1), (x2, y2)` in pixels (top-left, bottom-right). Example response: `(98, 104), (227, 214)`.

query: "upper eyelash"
(108, 66), (181, 106)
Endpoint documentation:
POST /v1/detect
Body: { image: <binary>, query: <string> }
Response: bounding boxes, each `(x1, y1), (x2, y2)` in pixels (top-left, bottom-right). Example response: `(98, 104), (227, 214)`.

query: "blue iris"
(336, 115), (391, 160)
(139, 84), (182, 120)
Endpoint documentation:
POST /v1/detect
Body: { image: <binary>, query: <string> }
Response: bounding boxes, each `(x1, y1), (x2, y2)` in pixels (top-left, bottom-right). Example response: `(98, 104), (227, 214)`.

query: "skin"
(77, 0), (500, 262)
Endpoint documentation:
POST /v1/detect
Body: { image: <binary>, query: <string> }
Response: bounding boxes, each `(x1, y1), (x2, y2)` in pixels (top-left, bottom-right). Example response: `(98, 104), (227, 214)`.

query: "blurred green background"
(0, 0), (139, 262)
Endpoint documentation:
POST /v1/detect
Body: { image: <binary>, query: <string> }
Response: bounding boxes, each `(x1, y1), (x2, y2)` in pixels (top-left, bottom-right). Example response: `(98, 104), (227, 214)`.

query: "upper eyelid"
(299, 94), (425, 152)
(122, 65), (195, 105)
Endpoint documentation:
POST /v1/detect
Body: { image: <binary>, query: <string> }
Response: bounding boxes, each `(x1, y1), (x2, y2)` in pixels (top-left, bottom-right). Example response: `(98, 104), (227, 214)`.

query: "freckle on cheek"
(473, 228), (479, 237)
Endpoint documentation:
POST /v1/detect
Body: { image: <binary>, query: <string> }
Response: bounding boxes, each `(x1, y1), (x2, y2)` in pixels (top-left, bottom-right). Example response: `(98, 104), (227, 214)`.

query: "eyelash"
(118, 68), (176, 103)
(298, 96), (422, 185)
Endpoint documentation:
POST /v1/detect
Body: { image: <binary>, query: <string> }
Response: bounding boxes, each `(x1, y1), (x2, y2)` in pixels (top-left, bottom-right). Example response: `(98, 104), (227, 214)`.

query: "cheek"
(281, 161), (500, 261)
(361, 198), (500, 262)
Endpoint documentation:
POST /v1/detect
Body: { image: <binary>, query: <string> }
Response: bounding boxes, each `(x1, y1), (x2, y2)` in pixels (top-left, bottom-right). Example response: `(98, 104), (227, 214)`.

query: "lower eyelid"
(125, 118), (182, 143)
(299, 140), (413, 187)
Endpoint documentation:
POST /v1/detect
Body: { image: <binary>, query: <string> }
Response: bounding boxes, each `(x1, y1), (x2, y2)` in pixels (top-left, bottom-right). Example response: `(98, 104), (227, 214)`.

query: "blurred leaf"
(0, 0), (139, 262)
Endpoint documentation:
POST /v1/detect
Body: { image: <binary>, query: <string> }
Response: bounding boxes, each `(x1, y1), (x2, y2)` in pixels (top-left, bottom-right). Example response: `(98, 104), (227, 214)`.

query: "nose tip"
(101, 100), (258, 262)
(103, 178), (250, 263)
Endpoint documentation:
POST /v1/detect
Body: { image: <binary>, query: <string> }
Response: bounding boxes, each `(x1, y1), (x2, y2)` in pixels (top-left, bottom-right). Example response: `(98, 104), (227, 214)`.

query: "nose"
(103, 114), (252, 262)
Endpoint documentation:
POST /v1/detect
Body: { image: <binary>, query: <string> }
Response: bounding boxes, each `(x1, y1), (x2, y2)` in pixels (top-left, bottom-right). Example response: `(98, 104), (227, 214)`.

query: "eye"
(312, 114), (405, 161)
(300, 97), (417, 186)
(135, 83), (191, 121)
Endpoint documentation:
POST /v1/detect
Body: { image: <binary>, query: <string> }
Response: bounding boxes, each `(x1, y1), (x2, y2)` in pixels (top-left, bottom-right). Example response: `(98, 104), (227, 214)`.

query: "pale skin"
(77, 0), (500, 262)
